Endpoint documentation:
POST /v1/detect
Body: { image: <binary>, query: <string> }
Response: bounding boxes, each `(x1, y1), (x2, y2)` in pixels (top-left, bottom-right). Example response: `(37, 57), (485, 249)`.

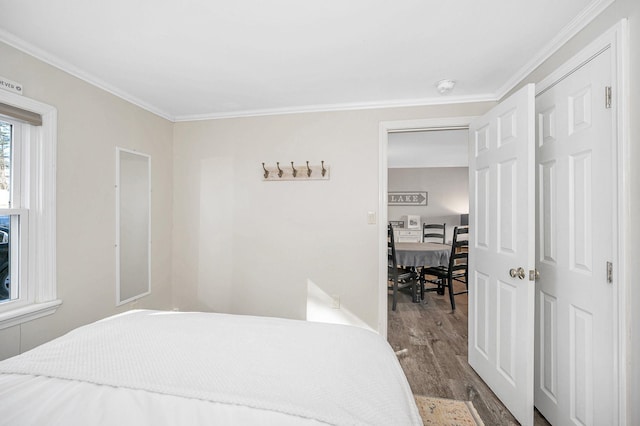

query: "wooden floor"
(387, 281), (551, 425)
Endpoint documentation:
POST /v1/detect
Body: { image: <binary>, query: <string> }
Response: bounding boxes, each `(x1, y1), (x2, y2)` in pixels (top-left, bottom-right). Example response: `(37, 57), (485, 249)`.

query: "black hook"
(306, 161), (312, 177)
(276, 162), (283, 178)
(321, 160), (326, 177)
(291, 161), (297, 178)
(262, 162), (269, 179)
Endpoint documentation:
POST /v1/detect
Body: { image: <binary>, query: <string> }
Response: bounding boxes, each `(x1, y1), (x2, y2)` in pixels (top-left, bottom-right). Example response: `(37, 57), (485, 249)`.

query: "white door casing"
(468, 84), (536, 426)
(534, 45), (617, 426)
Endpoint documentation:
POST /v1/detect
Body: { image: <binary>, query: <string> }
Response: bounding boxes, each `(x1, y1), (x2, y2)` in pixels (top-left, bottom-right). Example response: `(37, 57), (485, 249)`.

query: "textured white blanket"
(0, 310), (422, 425)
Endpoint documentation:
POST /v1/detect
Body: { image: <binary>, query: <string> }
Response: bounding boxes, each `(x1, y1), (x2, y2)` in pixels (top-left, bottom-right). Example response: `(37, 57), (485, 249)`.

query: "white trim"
(496, 0), (616, 99)
(0, 299), (61, 330)
(174, 95), (497, 122)
(377, 116), (475, 338)
(0, 90), (59, 329)
(616, 19), (629, 426)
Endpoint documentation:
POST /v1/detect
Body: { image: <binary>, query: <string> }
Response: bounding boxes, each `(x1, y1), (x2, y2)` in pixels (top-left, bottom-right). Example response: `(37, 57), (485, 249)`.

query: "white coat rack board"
(261, 161), (330, 181)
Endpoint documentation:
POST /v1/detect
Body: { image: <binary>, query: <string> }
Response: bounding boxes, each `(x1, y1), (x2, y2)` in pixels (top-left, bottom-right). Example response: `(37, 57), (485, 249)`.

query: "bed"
(0, 310), (422, 425)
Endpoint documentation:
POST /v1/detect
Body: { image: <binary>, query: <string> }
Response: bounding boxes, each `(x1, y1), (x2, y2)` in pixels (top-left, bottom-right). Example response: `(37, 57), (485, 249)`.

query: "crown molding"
(0, 29), (175, 122)
(495, 0), (615, 99)
(173, 93), (498, 122)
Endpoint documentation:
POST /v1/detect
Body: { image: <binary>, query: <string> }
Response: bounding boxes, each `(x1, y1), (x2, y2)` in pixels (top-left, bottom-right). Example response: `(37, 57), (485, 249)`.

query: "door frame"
(533, 20), (629, 424)
(378, 116), (476, 338)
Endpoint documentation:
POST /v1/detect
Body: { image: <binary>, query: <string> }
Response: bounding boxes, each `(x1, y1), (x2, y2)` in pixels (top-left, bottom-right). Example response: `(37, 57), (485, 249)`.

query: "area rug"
(415, 395), (485, 426)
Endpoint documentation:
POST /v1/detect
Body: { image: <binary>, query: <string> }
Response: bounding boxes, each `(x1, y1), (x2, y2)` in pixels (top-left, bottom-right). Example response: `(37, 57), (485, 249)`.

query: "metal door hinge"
(607, 261), (613, 284)
(605, 86), (612, 109)
(529, 269), (539, 281)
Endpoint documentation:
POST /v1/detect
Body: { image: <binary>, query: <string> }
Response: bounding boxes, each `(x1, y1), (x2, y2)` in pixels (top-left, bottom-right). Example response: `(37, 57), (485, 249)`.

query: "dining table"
(394, 242), (451, 269)
(393, 242), (451, 302)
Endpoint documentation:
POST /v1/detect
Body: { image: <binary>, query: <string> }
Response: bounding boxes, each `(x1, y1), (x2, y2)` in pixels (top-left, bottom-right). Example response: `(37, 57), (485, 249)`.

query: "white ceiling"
(0, 0), (610, 121)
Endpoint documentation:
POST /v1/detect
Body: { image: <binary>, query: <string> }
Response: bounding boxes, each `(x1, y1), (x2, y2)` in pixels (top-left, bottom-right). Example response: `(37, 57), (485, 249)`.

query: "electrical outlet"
(331, 294), (340, 309)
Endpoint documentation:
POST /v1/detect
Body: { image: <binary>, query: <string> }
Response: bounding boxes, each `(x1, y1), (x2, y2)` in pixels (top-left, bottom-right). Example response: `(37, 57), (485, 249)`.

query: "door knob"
(509, 267), (525, 280)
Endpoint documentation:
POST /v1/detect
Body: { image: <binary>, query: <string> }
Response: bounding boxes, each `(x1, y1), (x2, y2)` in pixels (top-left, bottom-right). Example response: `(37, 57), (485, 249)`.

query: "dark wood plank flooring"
(387, 281), (551, 425)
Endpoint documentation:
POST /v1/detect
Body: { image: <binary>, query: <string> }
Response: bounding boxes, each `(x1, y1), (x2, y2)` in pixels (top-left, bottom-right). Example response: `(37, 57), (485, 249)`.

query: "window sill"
(0, 300), (62, 330)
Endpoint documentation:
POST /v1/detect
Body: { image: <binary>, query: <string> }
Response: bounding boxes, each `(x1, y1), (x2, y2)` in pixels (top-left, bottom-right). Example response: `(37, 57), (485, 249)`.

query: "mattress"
(0, 310), (422, 425)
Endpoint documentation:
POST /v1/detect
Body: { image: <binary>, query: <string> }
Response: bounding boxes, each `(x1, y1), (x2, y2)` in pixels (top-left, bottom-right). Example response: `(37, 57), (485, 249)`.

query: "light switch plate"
(367, 211), (376, 224)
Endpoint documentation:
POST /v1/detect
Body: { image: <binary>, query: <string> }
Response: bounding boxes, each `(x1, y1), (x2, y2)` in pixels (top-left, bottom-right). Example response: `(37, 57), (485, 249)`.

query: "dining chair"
(423, 223), (446, 243)
(420, 226), (469, 310)
(388, 224), (418, 311)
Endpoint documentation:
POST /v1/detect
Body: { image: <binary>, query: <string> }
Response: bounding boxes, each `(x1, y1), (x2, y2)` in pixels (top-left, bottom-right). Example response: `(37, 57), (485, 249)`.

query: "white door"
(534, 47), (616, 426)
(468, 84), (536, 426)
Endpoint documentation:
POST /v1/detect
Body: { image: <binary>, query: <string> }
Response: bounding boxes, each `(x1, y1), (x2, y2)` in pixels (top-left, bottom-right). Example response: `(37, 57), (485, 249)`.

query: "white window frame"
(0, 90), (59, 329)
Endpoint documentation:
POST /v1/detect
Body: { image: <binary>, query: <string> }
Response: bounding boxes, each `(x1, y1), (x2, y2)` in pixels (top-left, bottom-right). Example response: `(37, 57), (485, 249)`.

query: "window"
(0, 93), (58, 329)
(0, 118), (26, 304)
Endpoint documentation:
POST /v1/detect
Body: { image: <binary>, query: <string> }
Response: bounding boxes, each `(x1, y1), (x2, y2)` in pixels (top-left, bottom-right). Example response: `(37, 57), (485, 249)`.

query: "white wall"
(507, 0), (640, 422)
(172, 104), (491, 329)
(0, 41), (174, 359)
(388, 167), (469, 240)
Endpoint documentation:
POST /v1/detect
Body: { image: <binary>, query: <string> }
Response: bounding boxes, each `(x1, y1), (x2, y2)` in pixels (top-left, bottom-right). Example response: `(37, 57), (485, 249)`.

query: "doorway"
(387, 128), (469, 244)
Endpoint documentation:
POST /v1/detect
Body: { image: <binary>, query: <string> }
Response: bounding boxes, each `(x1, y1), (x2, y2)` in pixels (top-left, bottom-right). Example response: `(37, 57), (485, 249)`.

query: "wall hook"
(291, 161), (297, 178)
(321, 160), (327, 177)
(276, 162), (283, 178)
(262, 162), (270, 179)
(306, 161), (312, 177)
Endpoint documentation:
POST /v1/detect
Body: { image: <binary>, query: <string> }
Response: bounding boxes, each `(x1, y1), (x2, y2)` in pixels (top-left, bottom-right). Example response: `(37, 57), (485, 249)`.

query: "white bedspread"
(0, 310), (422, 425)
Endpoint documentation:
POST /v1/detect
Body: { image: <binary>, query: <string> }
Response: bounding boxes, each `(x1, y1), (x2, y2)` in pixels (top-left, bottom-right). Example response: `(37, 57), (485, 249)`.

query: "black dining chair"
(388, 224), (418, 311)
(420, 226), (469, 310)
(423, 223), (446, 243)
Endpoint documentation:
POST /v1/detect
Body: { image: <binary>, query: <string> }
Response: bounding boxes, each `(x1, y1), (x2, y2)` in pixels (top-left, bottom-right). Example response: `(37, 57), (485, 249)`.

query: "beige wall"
(172, 104), (491, 328)
(0, 41), (174, 359)
(507, 0), (639, 422)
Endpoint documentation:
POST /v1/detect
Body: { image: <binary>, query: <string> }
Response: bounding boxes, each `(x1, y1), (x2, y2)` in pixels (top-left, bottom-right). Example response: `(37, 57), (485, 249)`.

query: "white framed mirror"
(116, 147), (151, 306)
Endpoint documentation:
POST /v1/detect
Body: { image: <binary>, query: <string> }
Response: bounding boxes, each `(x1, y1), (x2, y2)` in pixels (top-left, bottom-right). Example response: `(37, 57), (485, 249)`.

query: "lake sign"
(388, 191), (427, 206)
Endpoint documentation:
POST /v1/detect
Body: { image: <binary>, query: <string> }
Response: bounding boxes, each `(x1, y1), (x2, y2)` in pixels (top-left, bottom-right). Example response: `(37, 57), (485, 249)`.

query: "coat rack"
(261, 161), (329, 181)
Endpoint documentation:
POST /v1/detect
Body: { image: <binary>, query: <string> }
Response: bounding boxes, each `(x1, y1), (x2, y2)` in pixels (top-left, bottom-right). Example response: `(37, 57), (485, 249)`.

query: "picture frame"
(406, 215), (420, 229)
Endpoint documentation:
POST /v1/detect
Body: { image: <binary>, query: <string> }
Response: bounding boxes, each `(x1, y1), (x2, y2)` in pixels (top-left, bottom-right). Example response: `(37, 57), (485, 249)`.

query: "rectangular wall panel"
(538, 106), (556, 148)
(539, 291), (558, 402)
(570, 305), (593, 426)
(475, 125), (490, 156)
(497, 280), (517, 385)
(540, 160), (557, 263)
(475, 168), (490, 249)
(568, 87), (592, 136)
(474, 272), (490, 358)
(498, 160), (517, 254)
(570, 152), (592, 273)
(498, 108), (517, 147)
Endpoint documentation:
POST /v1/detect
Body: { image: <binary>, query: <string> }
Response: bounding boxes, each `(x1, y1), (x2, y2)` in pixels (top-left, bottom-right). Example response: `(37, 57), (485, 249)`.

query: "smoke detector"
(436, 79), (456, 95)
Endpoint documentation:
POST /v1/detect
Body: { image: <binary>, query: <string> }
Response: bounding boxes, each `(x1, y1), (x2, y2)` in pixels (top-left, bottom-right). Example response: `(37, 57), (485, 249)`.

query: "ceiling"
(0, 0), (609, 121)
(389, 129), (468, 168)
